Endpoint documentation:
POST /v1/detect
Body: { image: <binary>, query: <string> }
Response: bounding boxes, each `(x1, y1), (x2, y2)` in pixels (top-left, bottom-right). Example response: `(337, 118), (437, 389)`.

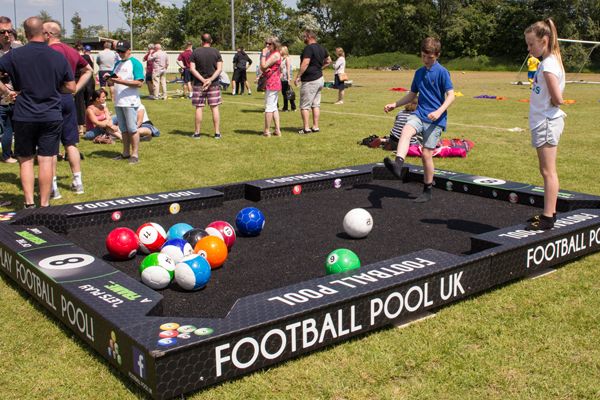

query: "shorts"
(406, 114), (443, 149)
(183, 68), (192, 83)
(12, 120), (62, 157)
(61, 94), (79, 146)
(115, 106), (139, 133)
(83, 127), (105, 140)
(145, 71), (153, 83)
(531, 117), (564, 148)
(299, 77), (324, 110)
(192, 84), (222, 108)
(264, 90), (279, 113)
(528, 71), (536, 80)
(140, 121), (160, 137)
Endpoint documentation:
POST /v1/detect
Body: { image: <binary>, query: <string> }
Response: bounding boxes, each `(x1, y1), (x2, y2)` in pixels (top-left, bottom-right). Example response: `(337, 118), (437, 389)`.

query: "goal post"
(512, 38), (600, 85)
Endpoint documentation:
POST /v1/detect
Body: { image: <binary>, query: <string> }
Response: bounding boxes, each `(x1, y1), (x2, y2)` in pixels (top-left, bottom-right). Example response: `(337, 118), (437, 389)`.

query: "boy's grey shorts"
(531, 116), (564, 148)
(406, 114), (443, 149)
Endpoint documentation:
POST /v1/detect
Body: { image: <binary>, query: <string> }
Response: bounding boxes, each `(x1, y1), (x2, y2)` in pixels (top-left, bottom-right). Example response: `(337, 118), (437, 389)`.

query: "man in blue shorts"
(0, 16), (75, 208)
(383, 37), (455, 203)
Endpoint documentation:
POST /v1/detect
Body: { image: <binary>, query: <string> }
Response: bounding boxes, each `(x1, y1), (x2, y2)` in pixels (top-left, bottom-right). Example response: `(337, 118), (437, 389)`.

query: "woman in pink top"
(260, 37), (282, 137)
(84, 89), (122, 141)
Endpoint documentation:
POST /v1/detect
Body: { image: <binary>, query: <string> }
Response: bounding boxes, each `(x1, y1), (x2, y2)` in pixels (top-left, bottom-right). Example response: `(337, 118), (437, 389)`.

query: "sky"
(1, 0), (296, 36)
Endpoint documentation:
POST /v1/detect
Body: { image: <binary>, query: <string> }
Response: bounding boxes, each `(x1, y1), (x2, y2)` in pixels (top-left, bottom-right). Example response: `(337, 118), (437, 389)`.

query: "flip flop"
(298, 129), (312, 134)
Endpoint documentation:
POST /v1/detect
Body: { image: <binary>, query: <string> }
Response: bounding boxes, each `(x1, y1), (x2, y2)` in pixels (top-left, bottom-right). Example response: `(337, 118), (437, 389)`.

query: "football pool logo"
(38, 253), (95, 270)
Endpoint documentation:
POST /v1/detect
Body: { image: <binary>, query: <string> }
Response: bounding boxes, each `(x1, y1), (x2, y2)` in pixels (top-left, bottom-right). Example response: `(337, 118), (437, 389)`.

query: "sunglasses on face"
(0, 30), (12, 35)
(265, 42), (273, 45)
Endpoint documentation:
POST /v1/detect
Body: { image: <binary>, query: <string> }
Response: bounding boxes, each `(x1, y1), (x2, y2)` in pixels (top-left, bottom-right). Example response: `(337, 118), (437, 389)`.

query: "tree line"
(44, 0), (600, 68)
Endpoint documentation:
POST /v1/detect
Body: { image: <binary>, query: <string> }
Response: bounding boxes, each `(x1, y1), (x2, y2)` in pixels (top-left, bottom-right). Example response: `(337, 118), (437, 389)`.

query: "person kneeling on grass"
(83, 89), (122, 142)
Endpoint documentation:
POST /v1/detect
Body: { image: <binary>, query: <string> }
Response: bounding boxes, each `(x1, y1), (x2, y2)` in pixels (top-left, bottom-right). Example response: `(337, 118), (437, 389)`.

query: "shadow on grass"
(234, 129), (261, 135)
(239, 108), (264, 113)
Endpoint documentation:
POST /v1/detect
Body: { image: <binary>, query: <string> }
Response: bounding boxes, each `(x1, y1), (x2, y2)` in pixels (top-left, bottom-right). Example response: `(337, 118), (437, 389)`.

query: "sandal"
(273, 131), (282, 137)
(298, 129), (312, 134)
(311, 128), (320, 133)
(262, 132), (271, 137)
(113, 154), (131, 160)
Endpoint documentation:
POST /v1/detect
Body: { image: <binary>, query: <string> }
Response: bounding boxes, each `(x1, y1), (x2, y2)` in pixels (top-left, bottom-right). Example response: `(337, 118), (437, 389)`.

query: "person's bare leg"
(19, 156), (35, 205)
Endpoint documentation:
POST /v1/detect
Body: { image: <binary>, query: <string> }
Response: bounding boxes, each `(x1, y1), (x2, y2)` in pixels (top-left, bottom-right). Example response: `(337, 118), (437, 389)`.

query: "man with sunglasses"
(0, 16), (20, 165)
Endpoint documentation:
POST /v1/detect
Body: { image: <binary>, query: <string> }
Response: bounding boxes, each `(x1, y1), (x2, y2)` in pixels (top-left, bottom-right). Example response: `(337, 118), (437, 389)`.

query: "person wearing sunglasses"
(0, 16), (20, 165)
(260, 37), (282, 137)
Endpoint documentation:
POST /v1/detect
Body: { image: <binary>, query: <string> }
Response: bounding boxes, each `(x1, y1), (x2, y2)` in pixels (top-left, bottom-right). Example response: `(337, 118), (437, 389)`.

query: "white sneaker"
(71, 182), (84, 194)
(51, 188), (62, 200)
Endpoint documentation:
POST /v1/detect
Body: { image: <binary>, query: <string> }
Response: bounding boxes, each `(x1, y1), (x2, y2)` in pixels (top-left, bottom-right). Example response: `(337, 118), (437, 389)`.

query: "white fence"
(91, 50), (301, 75)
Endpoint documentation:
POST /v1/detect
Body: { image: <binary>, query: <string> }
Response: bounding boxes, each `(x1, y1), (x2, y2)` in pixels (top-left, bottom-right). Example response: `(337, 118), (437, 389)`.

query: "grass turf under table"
(65, 178), (535, 319)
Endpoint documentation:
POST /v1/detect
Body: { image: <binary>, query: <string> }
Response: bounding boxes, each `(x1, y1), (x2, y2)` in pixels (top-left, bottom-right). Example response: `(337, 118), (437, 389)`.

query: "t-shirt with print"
(190, 47), (222, 84)
(529, 54), (566, 130)
(112, 57), (144, 108)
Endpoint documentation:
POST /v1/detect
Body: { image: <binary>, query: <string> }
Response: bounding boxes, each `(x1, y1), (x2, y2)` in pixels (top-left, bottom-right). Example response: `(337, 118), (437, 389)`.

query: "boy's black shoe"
(383, 156), (405, 179)
(526, 214), (554, 231)
(527, 213), (557, 223)
(414, 183), (433, 203)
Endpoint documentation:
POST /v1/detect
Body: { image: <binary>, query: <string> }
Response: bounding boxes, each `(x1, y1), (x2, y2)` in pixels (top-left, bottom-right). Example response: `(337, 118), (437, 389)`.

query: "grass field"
(1, 69), (600, 399)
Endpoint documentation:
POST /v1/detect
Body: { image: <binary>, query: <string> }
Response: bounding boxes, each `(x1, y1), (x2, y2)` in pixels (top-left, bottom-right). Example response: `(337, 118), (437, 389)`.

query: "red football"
(106, 227), (139, 260)
(205, 220), (236, 249)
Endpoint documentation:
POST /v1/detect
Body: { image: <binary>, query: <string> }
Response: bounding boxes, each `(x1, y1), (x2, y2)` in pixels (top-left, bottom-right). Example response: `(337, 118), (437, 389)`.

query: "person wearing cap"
(107, 40), (144, 164)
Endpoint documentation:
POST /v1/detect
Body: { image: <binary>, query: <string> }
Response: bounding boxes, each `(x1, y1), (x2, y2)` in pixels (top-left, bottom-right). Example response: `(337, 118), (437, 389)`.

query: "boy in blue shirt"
(383, 37), (455, 202)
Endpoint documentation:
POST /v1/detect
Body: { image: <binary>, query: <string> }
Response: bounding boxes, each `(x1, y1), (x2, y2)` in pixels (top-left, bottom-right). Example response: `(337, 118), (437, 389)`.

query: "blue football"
(235, 207), (265, 236)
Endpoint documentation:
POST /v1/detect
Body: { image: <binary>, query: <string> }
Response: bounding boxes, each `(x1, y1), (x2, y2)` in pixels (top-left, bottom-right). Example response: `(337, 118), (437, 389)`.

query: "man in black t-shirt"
(189, 33), (223, 139)
(294, 30), (331, 134)
(0, 16), (75, 208)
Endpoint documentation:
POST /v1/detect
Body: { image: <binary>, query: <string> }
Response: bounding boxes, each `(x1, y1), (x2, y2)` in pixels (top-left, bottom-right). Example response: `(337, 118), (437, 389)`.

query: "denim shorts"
(406, 114), (443, 149)
(531, 117), (564, 148)
(115, 106), (139, 134)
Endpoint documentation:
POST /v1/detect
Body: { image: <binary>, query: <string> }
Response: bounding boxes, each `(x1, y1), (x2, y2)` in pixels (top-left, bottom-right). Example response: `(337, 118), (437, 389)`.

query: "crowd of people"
(0, 17), (566, 231)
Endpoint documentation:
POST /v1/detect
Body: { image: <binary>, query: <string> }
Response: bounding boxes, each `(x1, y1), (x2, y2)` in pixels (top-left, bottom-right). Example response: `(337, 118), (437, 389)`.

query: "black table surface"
(65, 179), (536, 318)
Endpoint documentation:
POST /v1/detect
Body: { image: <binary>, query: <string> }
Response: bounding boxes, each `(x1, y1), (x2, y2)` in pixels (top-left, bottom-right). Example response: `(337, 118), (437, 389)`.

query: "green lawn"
(1, 70), (599, 399)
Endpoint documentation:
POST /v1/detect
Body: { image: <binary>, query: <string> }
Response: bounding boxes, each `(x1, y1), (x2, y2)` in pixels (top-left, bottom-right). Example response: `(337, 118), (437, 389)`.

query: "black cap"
(115, 40), (131, 52)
